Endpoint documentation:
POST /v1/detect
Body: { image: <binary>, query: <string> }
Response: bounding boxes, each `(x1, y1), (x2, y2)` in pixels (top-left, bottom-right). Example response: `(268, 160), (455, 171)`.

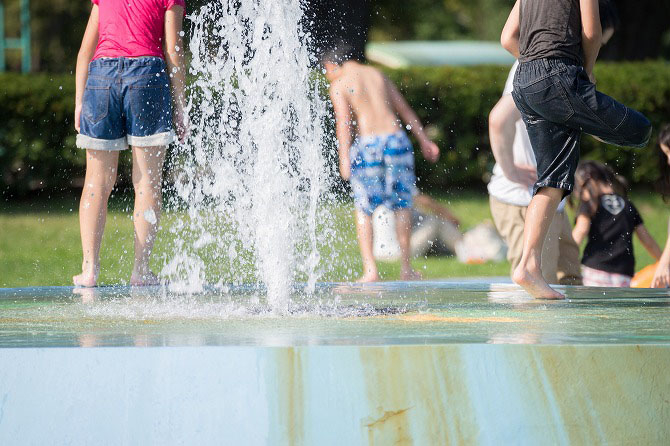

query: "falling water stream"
(161, 1), (334, 311)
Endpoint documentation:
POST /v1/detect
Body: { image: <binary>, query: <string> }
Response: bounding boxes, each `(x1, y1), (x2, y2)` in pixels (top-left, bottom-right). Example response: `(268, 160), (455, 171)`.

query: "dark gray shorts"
(511, 58), (651, 197)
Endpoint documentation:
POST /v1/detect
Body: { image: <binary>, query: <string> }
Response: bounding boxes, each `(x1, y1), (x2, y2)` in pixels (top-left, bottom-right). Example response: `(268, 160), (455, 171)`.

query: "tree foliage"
(370, 0), (513, 42)
(1, 0), (667, 73)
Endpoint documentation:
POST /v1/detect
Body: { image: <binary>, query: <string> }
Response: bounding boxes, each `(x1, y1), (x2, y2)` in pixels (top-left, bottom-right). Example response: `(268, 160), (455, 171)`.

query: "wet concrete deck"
(1, 282), (669, 444)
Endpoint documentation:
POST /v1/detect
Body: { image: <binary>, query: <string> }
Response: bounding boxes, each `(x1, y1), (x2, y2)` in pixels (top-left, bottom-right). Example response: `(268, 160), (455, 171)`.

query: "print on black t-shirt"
(581, 194), (643, 277)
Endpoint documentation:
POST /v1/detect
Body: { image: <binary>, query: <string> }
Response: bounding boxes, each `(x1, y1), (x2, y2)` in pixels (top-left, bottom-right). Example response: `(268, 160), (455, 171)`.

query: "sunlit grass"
(1, 190), (666, 287)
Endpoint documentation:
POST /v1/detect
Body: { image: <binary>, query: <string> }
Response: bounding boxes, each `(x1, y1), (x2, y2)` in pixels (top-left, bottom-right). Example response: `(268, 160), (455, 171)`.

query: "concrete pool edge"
(2, 344), (669, 445)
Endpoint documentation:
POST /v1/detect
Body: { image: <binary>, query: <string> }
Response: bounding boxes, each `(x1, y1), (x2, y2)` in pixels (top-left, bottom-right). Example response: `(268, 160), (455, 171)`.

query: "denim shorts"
(76, 57), (174, 151)
(350, 130), (417, 215)
(511, 58), (652, 196)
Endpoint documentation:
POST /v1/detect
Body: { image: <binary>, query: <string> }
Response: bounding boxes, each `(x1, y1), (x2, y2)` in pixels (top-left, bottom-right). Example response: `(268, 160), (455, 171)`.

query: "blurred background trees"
(1, 0), (667, 73)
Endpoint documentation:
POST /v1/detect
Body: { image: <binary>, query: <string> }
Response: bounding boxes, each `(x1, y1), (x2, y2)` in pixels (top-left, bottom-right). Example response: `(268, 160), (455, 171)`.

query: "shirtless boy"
(322, 48), (440, 282)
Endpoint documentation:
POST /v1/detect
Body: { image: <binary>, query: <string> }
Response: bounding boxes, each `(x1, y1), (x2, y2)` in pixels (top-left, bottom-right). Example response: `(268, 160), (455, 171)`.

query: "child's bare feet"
(73, 266), (99, 287)
(400, 267), (422, 281)
(130, 271), (161, 286)
(357, 271), (381, 283)
(513, 263), (564, 299)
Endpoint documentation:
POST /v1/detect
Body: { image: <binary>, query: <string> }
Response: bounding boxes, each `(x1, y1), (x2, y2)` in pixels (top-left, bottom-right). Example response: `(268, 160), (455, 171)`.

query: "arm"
(330, 85), (353, 180)
(75, 6), (99, 132)
(572, 213), (591, 246)
(385, 78), (439, 163)
(414, 194), (460, 227)
(164, 5), (188, 142)
(501, 0), (521, 58)
(579, 0), (602, 81)
(635, 224), (662, 261)
(488, 94), (537, 187)
(651, 218), (670, 288)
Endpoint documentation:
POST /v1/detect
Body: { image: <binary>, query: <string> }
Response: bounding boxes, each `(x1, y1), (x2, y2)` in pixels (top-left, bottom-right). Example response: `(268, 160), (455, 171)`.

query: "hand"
(446, 215), (461, 227)
(588, 71), (596, 84)
(174, 107), (190, 143)
(651, 263), (670, 288)
(339, 158), (351, 181)
(420, 140), (440, 163)
(74, 103), (82, 132)
(504, 163), (538, 187)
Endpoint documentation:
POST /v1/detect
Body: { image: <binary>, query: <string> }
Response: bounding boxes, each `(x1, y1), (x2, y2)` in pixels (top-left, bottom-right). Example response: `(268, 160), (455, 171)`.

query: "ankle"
(132, 265), (150, 278)
(81, 259), (100, 275)
(362, 265), (378, 277)
(519, 253), (542, 270)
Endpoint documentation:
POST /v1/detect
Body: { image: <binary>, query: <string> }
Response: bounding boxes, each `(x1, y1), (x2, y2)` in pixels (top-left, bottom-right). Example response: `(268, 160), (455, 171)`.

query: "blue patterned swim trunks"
(350, 130), (417, 215)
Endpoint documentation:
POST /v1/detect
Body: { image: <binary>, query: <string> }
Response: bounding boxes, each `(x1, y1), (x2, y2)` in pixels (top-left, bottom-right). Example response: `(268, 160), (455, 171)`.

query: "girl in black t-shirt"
(572, 161), (661, 287)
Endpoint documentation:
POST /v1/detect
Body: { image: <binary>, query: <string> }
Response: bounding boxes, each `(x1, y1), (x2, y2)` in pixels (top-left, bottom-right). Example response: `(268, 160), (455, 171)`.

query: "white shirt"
(487, 61), (566, 211)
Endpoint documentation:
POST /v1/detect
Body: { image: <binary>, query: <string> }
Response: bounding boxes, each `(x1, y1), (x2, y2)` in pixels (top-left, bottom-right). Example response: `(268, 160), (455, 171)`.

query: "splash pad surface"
(1, 282), (669, 444)
(1, 281), (669, 347)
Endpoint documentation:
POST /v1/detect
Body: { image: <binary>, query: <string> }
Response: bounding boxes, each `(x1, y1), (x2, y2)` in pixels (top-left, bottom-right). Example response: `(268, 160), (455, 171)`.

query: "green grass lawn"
(1, 190), (667, 288)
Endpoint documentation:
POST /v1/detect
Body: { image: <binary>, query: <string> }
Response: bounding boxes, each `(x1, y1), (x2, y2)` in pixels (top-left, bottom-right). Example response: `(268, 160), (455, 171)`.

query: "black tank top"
(581, 194), (643, 277)
(518, 0), (583, 65)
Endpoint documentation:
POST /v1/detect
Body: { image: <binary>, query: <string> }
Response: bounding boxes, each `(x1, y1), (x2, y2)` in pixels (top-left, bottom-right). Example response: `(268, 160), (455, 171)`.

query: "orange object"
(631, 262), (658, 288)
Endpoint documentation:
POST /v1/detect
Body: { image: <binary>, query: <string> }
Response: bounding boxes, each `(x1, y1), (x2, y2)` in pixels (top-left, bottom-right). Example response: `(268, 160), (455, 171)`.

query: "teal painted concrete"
(0, 283), (669, 444)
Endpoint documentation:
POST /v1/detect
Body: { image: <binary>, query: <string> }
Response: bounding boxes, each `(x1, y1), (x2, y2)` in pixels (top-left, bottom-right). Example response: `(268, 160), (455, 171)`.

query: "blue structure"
(1, 282), (669, 444)
(0, 0), (31, 72)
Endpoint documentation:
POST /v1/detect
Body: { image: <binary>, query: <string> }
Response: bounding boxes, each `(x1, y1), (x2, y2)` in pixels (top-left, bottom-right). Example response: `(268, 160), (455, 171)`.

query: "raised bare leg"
(130, 145), (166, 286)
(74, 149), (119, 287)
(512, 187), (565, 299)
(354, 210), (380, 282)
(396, 208), (421, 281)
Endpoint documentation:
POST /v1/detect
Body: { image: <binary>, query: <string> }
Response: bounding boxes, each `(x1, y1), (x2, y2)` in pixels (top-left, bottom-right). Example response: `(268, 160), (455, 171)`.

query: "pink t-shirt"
(91, 0), (185, 60)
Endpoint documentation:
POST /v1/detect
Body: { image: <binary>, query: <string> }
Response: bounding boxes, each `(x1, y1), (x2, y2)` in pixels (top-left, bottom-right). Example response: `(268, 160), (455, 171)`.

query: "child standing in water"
(322, 48), (440, 282)
(572, 161), (661, 287)
(73, 0), (188, 286)
(501, 0), (652, 298)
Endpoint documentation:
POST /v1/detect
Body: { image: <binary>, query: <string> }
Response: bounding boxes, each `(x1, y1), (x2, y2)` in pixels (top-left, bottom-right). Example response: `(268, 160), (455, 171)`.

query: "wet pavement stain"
(363, 407), (413, 446)
(395, 314), (522, 323)
(359, 346), (478, 445)
(273, 347), (305, 445)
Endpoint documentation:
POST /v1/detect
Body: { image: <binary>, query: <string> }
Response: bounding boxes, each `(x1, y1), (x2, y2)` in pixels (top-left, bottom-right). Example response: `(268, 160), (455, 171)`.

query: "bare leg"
(354, 210), (380, 282)
(396, 208), (421, 281)
(73, 149), (119, 287)
(512, 187), (565, 299)
(556, 211), (583, 285)
(130, 146), (166, 286)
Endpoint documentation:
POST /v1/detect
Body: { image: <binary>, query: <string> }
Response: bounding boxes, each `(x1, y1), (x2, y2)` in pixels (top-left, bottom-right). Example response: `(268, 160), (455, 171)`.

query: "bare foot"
(513, 264), (564, 299)
(356, 271), (381, 283)
(400, 268), (422, 281)
(130, 271), (161, 286)
(72, 287), (100, 303)
(73, 270), (98, 287)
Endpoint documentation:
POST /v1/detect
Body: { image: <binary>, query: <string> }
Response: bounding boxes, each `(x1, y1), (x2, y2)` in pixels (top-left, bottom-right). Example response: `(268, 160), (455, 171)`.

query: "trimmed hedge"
(1, 74), (79, 194)
(2, 61), (669, 196)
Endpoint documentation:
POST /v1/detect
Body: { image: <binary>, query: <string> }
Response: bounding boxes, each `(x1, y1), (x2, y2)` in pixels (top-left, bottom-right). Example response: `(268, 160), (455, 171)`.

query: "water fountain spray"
(163, 0), (332, 311)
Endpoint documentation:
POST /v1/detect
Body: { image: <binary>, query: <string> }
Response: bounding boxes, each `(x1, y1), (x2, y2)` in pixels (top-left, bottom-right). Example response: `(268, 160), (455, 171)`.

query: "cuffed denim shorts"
(350, 130), (417, 215)
(76, 57), (174, 151)
(511, 58), (652, 197)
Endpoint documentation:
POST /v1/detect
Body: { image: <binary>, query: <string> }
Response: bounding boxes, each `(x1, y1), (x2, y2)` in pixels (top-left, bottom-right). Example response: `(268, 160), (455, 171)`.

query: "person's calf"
(513, 187), (565, 299)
